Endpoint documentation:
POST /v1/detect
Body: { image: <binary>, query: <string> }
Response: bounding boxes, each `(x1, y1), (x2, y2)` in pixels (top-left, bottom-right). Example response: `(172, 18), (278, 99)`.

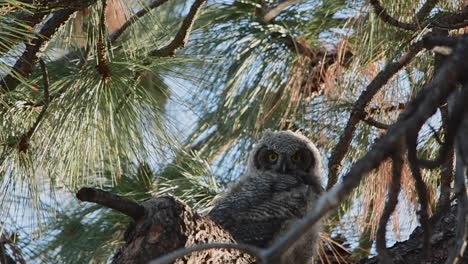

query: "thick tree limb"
(148, 0), (206, 57)
(445, 83), (468, 264)
(110, 196), (255, 264)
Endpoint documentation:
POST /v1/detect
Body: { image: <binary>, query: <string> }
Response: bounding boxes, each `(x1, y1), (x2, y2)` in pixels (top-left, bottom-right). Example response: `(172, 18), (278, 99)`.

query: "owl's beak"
(275, 157), (289, 174)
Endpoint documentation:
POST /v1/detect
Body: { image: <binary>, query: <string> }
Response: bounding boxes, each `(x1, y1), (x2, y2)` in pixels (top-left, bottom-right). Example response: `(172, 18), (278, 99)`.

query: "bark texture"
(361, 205), (468, 264)
(111, 196), (254, 264)
(109, 193), (466, 264)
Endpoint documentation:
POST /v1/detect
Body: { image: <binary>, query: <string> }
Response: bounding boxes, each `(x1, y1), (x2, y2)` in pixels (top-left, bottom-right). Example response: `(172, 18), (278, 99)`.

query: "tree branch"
(109, 0), (171, 44)
(271, 35), (468, 261)
(445, 82), (468, 264)
(362, 116), (390, 129)
(148, 243), (262, 264)
(416, 0), (440, 23)
(369, 0), (419, 30)
(148, 0), (206, 57)
(407, 128), (431, 259)
(0, 2), (97, 94)
(376, 147), (403, 264)
(76, 187), (145, 221)
(96, 0), (111, 80)
(327, 38), (425, 190)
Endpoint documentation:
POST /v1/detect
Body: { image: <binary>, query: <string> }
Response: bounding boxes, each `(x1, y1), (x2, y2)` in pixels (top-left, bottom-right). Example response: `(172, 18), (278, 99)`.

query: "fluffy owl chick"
(208, 130), (324, 264)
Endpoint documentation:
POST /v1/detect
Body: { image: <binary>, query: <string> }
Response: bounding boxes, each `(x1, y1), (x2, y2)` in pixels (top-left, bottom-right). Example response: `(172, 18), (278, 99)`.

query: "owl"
(208, 130), (324, 264)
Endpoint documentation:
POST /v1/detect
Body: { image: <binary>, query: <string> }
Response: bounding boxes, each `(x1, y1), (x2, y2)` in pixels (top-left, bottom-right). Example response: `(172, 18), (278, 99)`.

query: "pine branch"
(109, 0), (172, 44)
(96, 0), (111, 80)
(327, 38), (425, 190)
(272, 35), (468, 261)
(0, 1), (98, 94)
(148, 0), (207, 57)
(13, 58), (50, 152)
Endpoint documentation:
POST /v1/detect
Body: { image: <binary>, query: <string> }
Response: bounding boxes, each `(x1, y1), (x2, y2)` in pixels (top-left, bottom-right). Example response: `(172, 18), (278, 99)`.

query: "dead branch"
(76, 187), (145, 220)
(148, 0), (206, 57)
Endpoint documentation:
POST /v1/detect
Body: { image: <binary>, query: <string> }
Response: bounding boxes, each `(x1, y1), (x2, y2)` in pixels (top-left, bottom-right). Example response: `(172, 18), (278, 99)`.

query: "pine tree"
(0, 0), (467, 263)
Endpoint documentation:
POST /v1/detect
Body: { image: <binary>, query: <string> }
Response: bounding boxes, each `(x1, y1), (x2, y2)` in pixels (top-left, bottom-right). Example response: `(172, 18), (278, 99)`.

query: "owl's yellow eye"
(291, 154), (301, 163)
(268, 153), (278, 161)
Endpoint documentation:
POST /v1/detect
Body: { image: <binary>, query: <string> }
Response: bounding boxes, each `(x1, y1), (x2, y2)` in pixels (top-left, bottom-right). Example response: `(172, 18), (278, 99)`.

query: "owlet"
(208, 130), (324, 264)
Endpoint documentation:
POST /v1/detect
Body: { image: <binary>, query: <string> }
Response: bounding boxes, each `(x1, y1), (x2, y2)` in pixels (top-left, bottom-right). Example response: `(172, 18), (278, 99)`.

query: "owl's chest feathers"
(208, 173), (319, 247)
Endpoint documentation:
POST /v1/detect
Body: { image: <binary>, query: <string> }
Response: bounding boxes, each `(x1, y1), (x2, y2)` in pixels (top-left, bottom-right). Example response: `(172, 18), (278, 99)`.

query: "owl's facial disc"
(254, 146), (315, 176)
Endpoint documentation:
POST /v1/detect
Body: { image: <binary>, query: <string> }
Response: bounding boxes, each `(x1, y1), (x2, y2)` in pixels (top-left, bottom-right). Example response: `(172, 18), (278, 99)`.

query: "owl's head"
(249, 130), (323, 185)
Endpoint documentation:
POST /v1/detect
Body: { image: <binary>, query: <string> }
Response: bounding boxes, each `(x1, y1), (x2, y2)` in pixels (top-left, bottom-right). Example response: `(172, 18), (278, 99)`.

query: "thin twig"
(148, 0), (206, 57)
(109, 0), (171, 44)
(362, 117), (390, 129)
(327, 38), (425, 190)
(76, 187), (145, 220)
(376, 145), (403, 264)
(369, 0), (418, 30)
(268, 35), (468, 262)
(368, 103), (406, 115)
(148, 243), (262, 264)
